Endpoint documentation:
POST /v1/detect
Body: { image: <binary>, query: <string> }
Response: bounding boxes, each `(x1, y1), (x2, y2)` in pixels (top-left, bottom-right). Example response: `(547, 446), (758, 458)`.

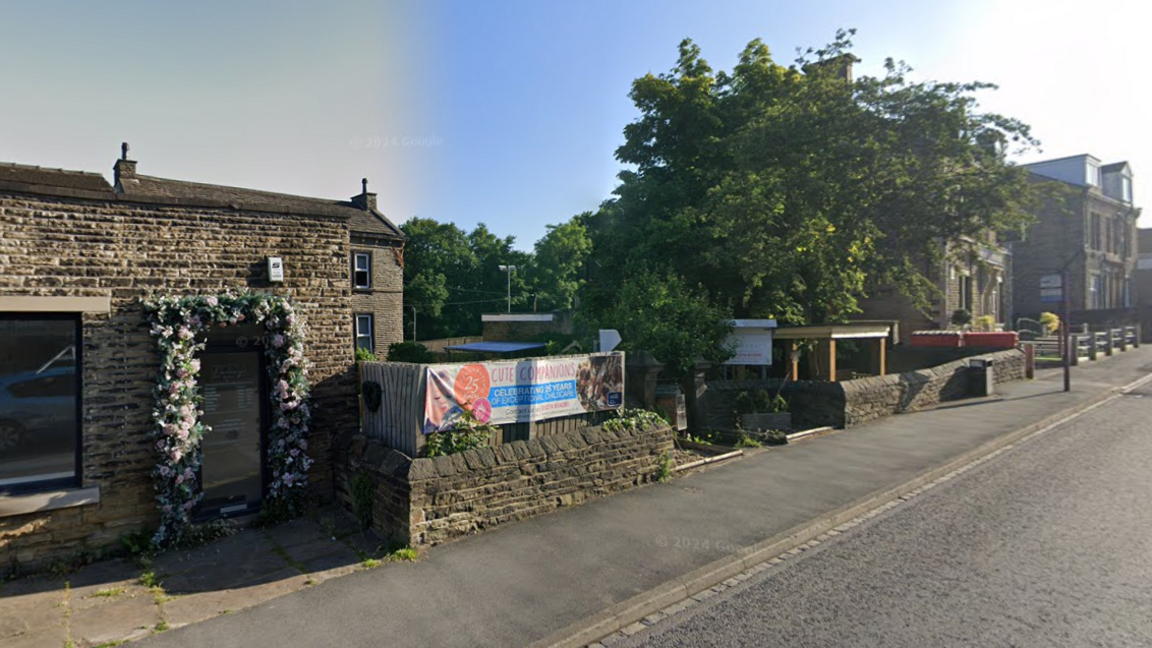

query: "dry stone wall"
(707, 349), (1026, 430)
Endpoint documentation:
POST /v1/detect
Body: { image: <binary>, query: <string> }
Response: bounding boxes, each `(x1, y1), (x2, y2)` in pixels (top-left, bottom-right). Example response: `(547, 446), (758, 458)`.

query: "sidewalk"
(4, 347), (1151, 648)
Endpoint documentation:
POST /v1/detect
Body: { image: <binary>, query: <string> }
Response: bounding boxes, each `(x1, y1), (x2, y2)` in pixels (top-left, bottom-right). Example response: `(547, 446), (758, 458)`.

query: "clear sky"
(1, 0), (1145, 250)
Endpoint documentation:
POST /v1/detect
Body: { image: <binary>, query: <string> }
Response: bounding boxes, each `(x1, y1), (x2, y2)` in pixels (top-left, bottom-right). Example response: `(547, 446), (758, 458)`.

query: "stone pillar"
(789, 342), (801, 381)
(1105, 330), (1115, 356)
(1087, 333), (1098, 361)
(681, 357), (712, 433)
(625, 350), (664, 410)
(1119, 327), (1129, 352)
(868, 337), (887, 376)
(1069, 334), (1080, 366)
(1134, 324), (1142, 348)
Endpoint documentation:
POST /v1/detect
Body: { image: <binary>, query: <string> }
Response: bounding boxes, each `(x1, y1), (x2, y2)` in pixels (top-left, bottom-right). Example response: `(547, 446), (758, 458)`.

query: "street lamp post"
(498, 264), (516, 313)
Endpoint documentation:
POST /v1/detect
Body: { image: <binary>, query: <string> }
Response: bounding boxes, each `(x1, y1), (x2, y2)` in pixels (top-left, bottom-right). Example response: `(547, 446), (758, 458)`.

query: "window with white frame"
(355, 314), (374, 352)
(0, 314), (80, 493)
(353, 252), (371, 289)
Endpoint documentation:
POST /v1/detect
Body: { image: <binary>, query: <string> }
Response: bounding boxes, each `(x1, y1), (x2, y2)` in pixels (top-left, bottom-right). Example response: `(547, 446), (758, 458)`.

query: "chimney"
(351, 177), (377, 211)
(805, 54), (860, 83)
(113, 142), (137, 189)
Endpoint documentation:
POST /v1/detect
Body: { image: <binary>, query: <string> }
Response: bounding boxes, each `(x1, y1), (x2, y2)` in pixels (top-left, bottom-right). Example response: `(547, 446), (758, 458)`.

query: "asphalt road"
(619, 390), (1152, 648)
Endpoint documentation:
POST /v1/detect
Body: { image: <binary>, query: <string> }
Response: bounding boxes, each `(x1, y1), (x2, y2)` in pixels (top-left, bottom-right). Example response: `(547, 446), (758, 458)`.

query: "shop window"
(0, 315), (80, 493)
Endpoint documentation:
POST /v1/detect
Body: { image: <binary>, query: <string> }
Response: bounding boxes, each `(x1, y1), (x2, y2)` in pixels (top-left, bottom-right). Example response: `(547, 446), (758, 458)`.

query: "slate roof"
(0, 162), (114, 193)
(0, 160), (404, 240)
(119, 174), (404, 239)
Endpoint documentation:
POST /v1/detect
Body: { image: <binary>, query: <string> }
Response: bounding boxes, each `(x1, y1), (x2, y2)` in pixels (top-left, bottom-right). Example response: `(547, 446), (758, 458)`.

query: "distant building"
(1010, 154), (1139, 321)
(855, 236), (1008, 345)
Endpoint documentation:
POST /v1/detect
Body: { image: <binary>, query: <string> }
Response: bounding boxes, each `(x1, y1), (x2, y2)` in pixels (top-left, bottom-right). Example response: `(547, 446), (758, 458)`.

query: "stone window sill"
(0, 485), (100, 518)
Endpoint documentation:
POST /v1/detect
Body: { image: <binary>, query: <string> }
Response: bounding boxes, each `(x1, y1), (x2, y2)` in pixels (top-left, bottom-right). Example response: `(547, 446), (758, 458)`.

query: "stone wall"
(0, 191), (356, 573)
(350, 237), (404, 354)
(334, 422), (673, 547)
(706, 349), (1025, 430)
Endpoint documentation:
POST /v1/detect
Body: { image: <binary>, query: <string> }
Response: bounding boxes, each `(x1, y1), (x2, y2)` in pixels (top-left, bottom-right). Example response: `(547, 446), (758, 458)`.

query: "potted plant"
(735, 389), (791, 432)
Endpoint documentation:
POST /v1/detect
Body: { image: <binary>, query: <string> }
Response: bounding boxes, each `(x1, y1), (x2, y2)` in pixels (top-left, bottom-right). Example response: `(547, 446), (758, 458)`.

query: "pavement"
(2, 346), (1150, 648)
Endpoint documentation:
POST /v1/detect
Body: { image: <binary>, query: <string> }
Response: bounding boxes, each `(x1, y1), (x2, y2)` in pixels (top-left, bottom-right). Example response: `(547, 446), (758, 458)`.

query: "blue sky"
(1, 1), (1145, 249)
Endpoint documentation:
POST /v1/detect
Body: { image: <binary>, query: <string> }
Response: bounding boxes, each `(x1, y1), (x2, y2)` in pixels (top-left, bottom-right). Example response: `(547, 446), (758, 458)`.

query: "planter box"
(910, 331), (964, 348)
(740, 412), (792, 432)
(963, 332), (1018, 348)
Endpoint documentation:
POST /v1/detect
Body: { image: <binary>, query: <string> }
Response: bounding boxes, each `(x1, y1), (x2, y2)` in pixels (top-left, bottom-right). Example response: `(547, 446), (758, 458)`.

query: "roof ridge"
(0, 161), (107, 178)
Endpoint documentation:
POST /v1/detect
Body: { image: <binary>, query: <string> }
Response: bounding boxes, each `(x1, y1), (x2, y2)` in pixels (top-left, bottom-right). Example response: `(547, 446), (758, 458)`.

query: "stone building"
(855, 237), (1009, 344)
(348, 180), (406, 355)
(1010, 154), (1139, 320)
(0, 147), (404, 571)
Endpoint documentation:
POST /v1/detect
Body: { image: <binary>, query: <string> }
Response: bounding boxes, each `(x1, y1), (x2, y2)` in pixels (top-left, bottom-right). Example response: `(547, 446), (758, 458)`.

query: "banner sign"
(422, 352), (625, 433)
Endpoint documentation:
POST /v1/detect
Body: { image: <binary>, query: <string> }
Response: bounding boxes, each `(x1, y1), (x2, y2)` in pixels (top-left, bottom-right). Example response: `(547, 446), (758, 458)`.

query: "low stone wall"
(335, 422), (673, 546)
(842, 349), (1024, 426)
(706, 349), (1025, 430)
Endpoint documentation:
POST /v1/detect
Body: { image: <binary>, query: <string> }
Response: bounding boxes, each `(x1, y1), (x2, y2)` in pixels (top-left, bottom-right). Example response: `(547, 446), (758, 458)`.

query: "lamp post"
(411, 306), (417, 341)
(498, 264), (516, 313)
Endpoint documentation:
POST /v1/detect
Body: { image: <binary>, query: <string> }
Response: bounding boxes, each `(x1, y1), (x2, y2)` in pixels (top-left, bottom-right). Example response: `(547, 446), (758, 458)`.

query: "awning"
(444, 341), (547, 354)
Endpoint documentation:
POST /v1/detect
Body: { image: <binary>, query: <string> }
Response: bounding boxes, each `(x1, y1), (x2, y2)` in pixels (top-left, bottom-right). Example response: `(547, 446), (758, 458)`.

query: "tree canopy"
(583, 30), (1039, 327)
(401, 30), (1040, 376)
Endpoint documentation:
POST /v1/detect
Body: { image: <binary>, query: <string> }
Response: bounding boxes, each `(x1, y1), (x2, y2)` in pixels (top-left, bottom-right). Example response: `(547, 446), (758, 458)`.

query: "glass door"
(198, 349), (266, 518)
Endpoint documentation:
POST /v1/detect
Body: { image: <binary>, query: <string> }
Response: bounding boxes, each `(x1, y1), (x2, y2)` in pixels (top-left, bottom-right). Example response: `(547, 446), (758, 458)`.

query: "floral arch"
(144, 291), (313, 546)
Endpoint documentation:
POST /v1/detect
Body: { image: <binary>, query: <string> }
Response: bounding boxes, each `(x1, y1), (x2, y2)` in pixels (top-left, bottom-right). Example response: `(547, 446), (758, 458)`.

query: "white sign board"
(1040, 273), (1063, 303)
(723, 329), (774, 366)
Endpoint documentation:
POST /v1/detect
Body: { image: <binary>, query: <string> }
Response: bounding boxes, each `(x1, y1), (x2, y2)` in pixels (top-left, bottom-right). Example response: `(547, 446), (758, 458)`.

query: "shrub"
(950, 308), (973, 328)
(1039, 312), (1061, 336)
(971, 315), (996, 332)
(602, 408), (666, 433)
(735, 390), (787, 414)
(423, 409), (496, 457)
(763, 430), (789, 446)
(355, 347), (378, 363)
(386, 341), (436, 364)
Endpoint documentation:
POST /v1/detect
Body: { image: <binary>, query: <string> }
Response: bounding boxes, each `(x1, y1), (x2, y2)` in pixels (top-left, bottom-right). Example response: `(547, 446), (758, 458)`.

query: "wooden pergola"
(774, 323), (892, 382)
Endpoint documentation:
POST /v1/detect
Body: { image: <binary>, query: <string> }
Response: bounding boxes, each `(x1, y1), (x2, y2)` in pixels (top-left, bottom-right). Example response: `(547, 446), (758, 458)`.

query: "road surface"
(620, 389), (1152, 648)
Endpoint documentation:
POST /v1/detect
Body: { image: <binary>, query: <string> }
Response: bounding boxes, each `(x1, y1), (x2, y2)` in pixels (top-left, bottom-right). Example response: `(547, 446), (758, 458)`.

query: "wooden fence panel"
(359, 361), (425, 457)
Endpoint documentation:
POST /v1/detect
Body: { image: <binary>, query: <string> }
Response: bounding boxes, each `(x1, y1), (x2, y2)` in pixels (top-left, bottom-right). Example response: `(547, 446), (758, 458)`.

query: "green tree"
(528, 214), (593, 311)
(402, 217), (531, 339)
(589, 269), (734, 377)
(586, 30), (1038, 328)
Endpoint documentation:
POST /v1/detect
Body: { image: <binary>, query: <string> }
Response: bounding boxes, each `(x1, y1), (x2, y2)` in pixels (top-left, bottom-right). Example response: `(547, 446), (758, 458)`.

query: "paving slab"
(70, 592), (162, 646)
(0, 578), (65, 639)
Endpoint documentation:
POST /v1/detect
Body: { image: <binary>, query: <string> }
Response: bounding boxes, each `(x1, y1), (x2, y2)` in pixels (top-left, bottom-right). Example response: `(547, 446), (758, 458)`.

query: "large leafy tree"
(585, 30), (1038, 328)
(528, 214), (593, 312)
(402, 217), (529, 339)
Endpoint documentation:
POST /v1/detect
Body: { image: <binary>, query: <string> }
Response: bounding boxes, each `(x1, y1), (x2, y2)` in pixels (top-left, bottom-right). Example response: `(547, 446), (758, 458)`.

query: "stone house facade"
(855, 237), (1009, 344)
(0, 148), (403, 571)
(1011, 154), (1140, 319)
(348, 181), (405, 356)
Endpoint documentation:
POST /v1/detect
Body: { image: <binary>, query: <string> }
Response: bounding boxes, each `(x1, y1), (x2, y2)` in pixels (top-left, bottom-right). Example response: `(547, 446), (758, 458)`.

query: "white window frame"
(355, 314), (374, 352)
(353, 253), (371, 290)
